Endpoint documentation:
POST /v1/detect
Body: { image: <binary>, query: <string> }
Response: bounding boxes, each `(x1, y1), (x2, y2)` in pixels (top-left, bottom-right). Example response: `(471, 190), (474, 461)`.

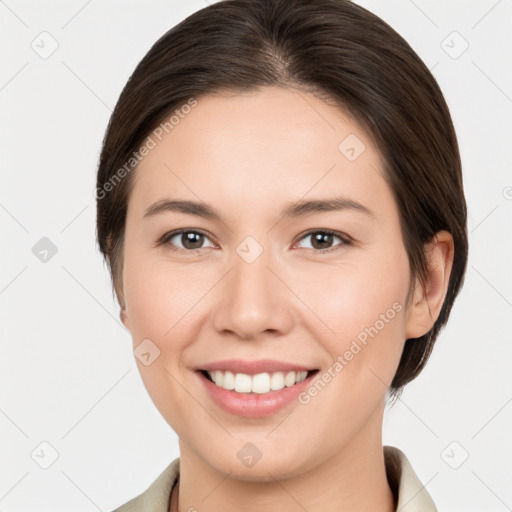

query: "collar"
(113, 445), (437, 511)
(384, 446), (438, 511)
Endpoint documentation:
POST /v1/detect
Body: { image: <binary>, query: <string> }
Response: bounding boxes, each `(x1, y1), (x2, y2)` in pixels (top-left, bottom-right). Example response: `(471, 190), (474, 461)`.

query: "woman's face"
(121, 86), (422, 479)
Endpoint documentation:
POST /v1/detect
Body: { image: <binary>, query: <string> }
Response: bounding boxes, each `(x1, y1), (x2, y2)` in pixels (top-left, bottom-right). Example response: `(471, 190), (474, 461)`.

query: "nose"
(211, 243), (294, 341)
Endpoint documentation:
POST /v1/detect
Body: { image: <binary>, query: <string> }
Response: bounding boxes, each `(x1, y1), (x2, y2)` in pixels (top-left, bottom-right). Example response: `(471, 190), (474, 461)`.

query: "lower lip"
(197, 370), (318, 418)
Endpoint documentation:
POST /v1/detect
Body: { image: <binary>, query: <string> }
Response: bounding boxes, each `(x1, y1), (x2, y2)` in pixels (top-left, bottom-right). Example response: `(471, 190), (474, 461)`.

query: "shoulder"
(384, 445), (437, 512)
(111, 457), (180, 512)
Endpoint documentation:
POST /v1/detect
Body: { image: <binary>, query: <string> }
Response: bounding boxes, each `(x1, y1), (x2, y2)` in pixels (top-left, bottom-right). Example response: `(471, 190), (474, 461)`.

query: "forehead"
(129, 86), (391, 220)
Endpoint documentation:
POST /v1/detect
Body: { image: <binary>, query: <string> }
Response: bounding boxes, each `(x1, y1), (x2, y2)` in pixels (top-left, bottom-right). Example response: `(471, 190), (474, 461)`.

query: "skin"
(119, 86), (454, 512)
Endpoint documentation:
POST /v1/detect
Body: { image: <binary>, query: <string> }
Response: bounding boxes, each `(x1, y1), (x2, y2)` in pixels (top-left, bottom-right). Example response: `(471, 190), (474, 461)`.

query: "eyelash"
(158, 228), (353, 254)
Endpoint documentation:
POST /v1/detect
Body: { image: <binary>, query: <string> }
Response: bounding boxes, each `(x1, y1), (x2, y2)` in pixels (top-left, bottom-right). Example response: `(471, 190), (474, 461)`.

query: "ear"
(120, 306), (130, 331)
(405, 230), (454, 339)
(117, 279), (129, 331)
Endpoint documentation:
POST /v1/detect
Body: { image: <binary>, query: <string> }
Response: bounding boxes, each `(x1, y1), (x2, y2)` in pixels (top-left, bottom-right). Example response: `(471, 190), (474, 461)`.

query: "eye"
(294, 229), (352, 253)
(159, 228), (352, 254)
(160, 229), (216, 252)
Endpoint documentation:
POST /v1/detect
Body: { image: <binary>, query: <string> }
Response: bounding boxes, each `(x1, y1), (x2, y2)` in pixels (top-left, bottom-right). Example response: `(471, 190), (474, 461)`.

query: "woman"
(96, 0), (468, 510)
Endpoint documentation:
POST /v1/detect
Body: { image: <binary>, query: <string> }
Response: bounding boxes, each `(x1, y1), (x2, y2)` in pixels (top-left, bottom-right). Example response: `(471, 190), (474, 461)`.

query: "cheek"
(298, 248), (410, 377)
(303, 255), (408, 332)
(124, 256), (199, 340)
(122, 249), (223, 388)
(122, 255), (207, 426)
(292, 253), (409, 432)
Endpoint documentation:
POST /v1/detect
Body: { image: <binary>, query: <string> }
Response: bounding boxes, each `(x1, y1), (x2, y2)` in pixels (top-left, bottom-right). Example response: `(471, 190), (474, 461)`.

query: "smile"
(197, 367), (320, 418)
(202, 369), (314, 394)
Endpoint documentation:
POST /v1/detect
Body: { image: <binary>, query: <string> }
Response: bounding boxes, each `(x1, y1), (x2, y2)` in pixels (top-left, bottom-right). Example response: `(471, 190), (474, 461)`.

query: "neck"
(173, 408), (396, 512)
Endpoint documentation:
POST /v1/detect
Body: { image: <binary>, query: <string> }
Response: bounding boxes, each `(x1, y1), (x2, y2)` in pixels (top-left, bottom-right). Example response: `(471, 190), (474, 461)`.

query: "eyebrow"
(143, 196), (375, 221)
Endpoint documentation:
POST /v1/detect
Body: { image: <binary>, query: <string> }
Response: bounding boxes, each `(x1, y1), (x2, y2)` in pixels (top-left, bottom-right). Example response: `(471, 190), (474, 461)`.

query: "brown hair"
(96, 0), (468, 399)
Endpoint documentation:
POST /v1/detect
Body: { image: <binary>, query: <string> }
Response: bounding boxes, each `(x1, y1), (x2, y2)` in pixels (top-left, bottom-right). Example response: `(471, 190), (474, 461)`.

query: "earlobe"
(405, 230), (454, 339)
(120, 307), (130, 330)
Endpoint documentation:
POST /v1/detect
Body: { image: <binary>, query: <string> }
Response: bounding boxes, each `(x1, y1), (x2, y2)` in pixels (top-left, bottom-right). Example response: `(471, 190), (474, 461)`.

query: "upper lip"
(197, 359), (317, 375)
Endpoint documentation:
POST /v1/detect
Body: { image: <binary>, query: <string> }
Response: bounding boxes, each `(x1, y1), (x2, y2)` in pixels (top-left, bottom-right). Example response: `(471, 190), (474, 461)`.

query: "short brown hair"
(96, 0), (468, 399)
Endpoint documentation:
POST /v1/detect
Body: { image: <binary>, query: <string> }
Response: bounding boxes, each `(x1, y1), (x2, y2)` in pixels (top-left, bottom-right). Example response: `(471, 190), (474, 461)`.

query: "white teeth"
(206, 370), (309, 394)
(270, 371), (285, 390)
(284, 371), (296, 387)
(222, 371), (235, 390)
(234, 373), (252, 393)
(252, 373), (270, 394)
(296, 371), (308, 383)
(213, 370), (224, 387)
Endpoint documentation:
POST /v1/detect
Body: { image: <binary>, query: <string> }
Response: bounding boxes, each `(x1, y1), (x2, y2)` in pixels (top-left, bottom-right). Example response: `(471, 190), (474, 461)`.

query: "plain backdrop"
(1, 0), (511, 510)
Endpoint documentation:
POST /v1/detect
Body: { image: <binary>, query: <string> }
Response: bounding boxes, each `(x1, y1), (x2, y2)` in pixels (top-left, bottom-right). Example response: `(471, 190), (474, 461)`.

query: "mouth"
(199, 368), (320, 395)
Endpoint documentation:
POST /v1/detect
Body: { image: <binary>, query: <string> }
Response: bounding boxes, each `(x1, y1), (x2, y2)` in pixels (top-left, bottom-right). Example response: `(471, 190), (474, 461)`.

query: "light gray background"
(1, 0), (511, 510)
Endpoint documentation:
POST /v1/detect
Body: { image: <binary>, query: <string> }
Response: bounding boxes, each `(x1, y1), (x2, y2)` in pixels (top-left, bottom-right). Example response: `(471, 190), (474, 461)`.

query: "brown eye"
(296, 230), (351, 253)
(161, 230), (215, 251)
